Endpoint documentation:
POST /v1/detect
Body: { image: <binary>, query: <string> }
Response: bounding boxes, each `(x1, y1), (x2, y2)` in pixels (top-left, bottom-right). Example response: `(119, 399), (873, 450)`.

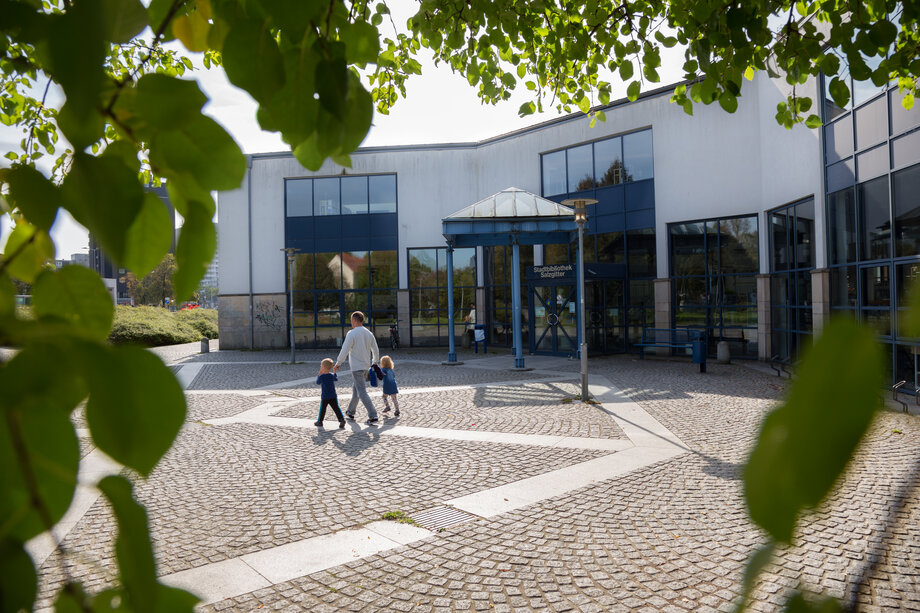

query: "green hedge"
(109, 306), (218, 346)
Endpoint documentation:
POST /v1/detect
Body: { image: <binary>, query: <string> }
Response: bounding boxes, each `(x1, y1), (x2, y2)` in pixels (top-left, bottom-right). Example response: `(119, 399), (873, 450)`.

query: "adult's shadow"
(311, 422), (392, 456)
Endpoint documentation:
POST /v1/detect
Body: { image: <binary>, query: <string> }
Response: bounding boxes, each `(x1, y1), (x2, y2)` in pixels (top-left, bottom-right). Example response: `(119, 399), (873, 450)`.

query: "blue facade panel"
(625, 179), (654, 211)
(370, 213), (398, 236)
(625, 209), (655, 230)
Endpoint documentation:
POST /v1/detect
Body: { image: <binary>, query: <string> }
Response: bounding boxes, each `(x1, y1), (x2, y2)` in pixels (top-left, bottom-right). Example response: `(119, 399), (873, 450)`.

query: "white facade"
(218, 73), (823, 354)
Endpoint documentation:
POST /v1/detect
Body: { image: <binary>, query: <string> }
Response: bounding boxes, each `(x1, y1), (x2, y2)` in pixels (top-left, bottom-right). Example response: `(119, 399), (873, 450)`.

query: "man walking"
(334, 311), (381, 425)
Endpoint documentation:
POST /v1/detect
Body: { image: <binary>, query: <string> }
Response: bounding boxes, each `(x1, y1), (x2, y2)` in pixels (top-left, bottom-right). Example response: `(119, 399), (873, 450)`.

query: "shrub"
(175, 308), (218, 339)
(108, 305), (215, 346)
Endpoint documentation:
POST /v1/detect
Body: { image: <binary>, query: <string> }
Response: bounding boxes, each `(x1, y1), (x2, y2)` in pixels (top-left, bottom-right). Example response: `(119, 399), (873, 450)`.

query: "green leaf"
(84, 345), (185, 476)
(785, 591), (845, 612)
(154, 584), (199, 613)
(124, 192), (173, 278)
(2, 222), (55, 284)
(62, 153), (144, 265)
(744, 66), (754, 81)
(0, 354), (80, 541)
(3, 165), (61, 231)
(58, 98), (105, 152)
(518, 101), (536, 116)
(744, 318), (883, 543)
(805, 114), (823, 129)
(101, 0), (148, 43)
(868, 19), (897, 49)
(626, 80), (640, 101)
(0, 539), (37, 613)
(45, 0), (106, 123)
(53, 583), (90, 613)
(577, 96), (590, 113)
(828, 77), (851, 111)
(98, 475), (157, 613)
(0, 275), (14, 317)
(315, 45), (349, 120)
(222, 18), (285, 105)
(173, 201), (215, 301)
(618, 61), (633, 80)
(173, 8), (210, 52)
(718, 90), (738, 113)
(149, 115), (246, 193)
(31, 266), (114, 339)
(339, 19), (380, 65)
(134, 74), (208, 130)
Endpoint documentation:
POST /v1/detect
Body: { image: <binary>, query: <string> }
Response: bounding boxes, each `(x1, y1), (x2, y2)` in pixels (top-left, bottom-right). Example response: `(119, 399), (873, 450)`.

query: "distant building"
(70, 252), (90, 267)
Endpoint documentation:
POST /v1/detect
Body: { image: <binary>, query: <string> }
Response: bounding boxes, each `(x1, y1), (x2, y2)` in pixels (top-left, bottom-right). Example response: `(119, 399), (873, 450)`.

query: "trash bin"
(691, 338), (706, 373)
(200, 337), (210, 353)
(462, 328), (472, 348)
(473, 325), (487, 354)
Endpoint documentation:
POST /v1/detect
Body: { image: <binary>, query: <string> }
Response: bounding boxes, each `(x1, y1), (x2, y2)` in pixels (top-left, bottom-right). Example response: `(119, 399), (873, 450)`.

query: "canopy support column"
(444, 245), (460, 364)
(511, 240), (525, 369)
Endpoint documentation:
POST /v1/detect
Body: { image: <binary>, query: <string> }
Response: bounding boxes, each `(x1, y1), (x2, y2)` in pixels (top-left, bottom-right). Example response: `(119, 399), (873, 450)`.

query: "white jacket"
(335, 325), (379, 372)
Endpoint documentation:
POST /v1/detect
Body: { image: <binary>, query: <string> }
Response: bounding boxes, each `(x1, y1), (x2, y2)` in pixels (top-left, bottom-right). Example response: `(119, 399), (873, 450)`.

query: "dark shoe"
(314, 421), (323, 427)
(338, 421), (346, 429)
(382, 406), (390, 413)
(394, 410), (400, 417)
(346, 414), (356, 421)
(366, 418), (378, 425)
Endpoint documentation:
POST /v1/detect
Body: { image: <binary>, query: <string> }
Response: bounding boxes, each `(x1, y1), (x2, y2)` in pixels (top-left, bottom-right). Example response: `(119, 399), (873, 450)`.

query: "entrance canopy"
(442, 187), (576, 247)
(441, 188), (577, 367)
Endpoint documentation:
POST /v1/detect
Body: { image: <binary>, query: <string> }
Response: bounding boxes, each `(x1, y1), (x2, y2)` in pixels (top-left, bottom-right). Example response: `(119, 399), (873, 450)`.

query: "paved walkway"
(29, 344), (920, 612)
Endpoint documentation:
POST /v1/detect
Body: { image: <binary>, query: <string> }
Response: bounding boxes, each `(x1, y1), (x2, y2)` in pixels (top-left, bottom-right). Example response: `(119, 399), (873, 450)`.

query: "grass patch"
(381, 510), (417, 526)
(109, 306), (218, 347)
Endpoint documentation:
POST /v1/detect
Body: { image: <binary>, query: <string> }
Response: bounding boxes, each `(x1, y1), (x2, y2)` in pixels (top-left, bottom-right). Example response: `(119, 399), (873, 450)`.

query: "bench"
(635, 328), (707, 372)
(769, 355), (798, 378)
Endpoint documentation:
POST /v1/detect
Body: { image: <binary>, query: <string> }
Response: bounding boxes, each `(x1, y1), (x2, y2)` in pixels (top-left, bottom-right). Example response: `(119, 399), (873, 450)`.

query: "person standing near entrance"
(334, 311), (381, 425)
(463, 302), (476, 347)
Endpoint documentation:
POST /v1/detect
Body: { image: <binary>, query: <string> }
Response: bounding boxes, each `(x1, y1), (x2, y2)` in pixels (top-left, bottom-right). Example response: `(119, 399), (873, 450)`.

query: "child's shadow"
(311, 423), (384, 456)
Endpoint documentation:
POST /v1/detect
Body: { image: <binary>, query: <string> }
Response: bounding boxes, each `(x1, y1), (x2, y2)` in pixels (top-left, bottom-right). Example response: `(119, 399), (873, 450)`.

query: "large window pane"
(314, 252), (342, 290)
(891, 89), (920, 136)
(544, 243), (570, 265)
(896, 262), (920, 309)
(894, 163), (920, 257)
(596, 232), (625, 264)
(314, 178), (340, 215)
(862, 265), (890, 307)
(341, 251), (369, 289)
(542, 151), (567, 196)
(369, 175), (397, 213)
(856, 144), (889, 183)
(623, 130), (653, 181)
(370, 250), (398, 288)
(794, 199), (816, 268)
(858, 176), (890, 261)
(852, 52), (885, 107)
(627, 228), (655, 276)
(854, 95), (888, 150)
(316, 292), (342, 325)
(453, 248), (477, 286)
(723, 275), (757, 305)
(771, 211), (788, 271)
(828, 188), (857, 264)
(567, 144), (594, 192)
(594, 137), (623, 186)
(341, 176), (368, 214)
(719, 217), (759, 274)
(409, 249), (437, 288)
(831, 266), (857, 307)
(286, 179), (312, 216)
(292, 254), (315, 291)
(670, 222), (705, 276)
(825, 116), (854, 164)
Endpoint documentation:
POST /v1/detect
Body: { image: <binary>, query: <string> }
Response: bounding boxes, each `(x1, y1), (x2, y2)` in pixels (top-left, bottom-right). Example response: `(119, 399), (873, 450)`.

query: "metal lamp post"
(281, 247), (301, 364)
(562, 198), (597, 401)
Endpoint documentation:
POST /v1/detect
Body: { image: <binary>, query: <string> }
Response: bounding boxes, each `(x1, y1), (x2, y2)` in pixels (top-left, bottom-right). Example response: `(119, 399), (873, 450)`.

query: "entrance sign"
(528, 265), (576, 281)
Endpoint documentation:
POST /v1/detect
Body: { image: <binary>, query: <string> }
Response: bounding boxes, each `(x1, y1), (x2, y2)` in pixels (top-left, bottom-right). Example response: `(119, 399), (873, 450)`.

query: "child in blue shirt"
(316, 358), (346, 428)
(379, 355), (400, 417)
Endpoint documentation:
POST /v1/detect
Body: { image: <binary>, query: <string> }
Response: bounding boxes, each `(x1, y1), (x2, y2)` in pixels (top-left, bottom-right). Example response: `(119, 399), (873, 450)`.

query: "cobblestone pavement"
(34, 349), (920, 612)
(276, 382), (628, 440)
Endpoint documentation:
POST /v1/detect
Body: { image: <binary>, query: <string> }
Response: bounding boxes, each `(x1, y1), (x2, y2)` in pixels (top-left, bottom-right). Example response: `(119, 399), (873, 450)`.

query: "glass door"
(530, 283), (577, 355)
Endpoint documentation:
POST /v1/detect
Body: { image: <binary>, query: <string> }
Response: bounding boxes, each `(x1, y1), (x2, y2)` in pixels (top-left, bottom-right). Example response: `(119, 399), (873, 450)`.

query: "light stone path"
(29, 345), (920, 612)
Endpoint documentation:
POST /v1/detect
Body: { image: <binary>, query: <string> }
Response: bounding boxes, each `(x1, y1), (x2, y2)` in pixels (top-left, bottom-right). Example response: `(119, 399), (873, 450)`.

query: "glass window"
(370, 250), (398, 288)
(623, 130), (653, 181)
(856, 144), (889, 183)
(453, 248), (477, 286)
(409, 249), (437, 288)
(314, 252), (342, 290)
(594, 137), (623, 186)
(286, 179), (312, 216)
(542, 151), (567, 196)
(567, 144), (594, 192)
(827, 158), (856, 193)
(544, 243), (570, 265)
(341, 176), (368, 214)
(858, 176), (890, 261)
(896, 262), (920, 309)
(596, 232), (625, 264)
(825, 116), (853, 164)
(771, 211), (788, 271)
(862, 265), (890, 307)
(892, 129), (920, 170)
(723, 276), (757, 305)
(894, 163), (920, 257)
(794, 199), (816, 268)
(670, 222), (705, 276)
(292, 254), (315, 291)
(852, 52), (886, 108)
(828, 188), (857, 264)
(341, 251), (369, 289)
(369, 175), (397, 213)
(314, 178), (340, 215)
(315, 292), (342, 325)
(831, 266), (857, 307)
(855, 95), (888, 150)
(890, 89), (920, 136)
(626, 228), (655, 276)
(719, 217), (759, 274)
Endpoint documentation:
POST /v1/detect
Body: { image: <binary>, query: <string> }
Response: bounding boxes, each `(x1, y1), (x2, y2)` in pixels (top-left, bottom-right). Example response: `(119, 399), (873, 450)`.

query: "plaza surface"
(31, 342), (920, 612)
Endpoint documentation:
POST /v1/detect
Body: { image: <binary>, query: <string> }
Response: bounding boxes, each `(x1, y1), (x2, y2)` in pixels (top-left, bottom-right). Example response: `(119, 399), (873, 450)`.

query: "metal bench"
(635, 328), (707, 372)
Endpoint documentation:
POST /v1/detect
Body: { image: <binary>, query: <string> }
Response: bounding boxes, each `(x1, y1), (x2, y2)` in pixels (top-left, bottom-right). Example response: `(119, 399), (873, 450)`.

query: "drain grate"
(410, 506), (480, 531)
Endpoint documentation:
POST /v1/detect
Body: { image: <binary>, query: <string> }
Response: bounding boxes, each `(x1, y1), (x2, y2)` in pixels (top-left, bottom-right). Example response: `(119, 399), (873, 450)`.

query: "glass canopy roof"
(444, 187), (574, 219)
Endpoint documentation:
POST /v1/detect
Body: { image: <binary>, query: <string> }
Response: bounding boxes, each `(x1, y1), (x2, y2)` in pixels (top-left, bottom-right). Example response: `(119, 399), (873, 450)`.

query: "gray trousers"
(346, 370), (378, 420)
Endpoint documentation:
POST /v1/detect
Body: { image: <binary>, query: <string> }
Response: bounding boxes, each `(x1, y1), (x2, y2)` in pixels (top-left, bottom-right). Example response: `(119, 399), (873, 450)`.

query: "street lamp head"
(561, 198), (597, 225)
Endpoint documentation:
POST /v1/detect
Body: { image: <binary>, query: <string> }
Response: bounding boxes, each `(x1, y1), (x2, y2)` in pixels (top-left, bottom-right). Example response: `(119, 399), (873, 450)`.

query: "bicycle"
(389, 321), (400, 350)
